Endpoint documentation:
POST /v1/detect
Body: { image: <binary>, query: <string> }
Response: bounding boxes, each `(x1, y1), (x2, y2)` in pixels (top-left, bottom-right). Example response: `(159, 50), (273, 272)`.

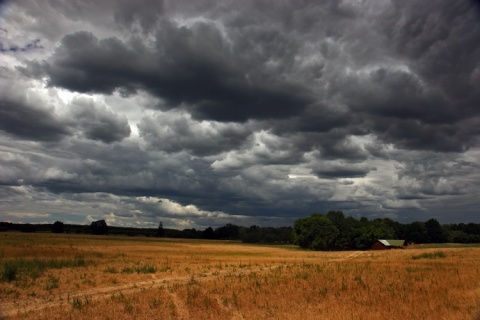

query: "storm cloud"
(1, 0), (480, 228)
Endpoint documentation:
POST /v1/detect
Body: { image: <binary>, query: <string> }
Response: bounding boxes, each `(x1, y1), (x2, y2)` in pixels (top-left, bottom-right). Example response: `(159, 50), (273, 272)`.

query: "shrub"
(44, 274), (59, 290)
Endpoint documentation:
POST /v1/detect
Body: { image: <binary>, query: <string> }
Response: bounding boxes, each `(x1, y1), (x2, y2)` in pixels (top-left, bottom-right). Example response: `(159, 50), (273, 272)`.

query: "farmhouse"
(371, 239), (406, 250)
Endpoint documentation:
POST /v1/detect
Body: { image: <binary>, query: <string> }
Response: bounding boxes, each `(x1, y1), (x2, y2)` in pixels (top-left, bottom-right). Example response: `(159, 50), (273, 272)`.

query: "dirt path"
(0, 265), (276, 319)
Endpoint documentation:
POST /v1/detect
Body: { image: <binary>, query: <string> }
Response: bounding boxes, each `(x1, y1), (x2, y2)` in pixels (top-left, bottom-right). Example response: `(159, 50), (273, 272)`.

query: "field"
(0, 233), (479, 319)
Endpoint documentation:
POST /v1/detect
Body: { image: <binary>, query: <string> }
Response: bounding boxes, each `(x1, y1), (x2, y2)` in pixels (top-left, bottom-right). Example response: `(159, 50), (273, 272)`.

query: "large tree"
(403, 221), (428, 244)
(425, 218), (447, 243)
(293, 214), (339, 251)
(90, 219), (108, 235)
(51, 221), (65, 233)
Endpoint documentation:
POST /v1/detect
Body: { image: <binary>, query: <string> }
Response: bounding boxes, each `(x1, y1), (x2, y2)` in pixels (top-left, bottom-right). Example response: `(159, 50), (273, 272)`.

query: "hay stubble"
(0, 233), (479, 319)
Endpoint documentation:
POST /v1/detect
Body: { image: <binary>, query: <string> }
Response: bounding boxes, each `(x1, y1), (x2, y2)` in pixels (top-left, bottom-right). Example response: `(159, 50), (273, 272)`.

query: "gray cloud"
(138, 111), (251, 156)
(360, 0), (480, 151)
(0, 38), (42, 53)
(0, 98), (68, 141)
(29, 22), (313, 122)
(70, 97), (131, 143)
(20, 0), (480, 152)
(313, 163), (376, 180)
(0, 72), (130, 144)
(0, 72), (69, 141)
(1, 0), (480, 227)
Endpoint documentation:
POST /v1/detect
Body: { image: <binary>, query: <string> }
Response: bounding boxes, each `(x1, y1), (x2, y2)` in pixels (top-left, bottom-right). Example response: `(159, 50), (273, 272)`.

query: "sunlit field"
(1, 233), (479, 319)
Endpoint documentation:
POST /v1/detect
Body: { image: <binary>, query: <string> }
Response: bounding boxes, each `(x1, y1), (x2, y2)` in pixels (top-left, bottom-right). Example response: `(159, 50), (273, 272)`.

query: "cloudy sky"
(1, 0), (479, 229)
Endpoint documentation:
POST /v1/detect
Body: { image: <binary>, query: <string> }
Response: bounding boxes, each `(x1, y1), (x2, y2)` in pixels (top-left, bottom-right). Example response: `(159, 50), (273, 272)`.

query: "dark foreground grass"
(1, 256), (92, 282)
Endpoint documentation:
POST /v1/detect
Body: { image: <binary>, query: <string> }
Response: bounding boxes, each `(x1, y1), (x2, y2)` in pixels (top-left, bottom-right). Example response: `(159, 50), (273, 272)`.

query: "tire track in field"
(213, 295), (245, 320)
(0, 257), (362, 319)
(0, 265), (277, 318)
(167, 290), (190, 320)
(346, 251), (364, 259)
(332, 251), (364, 261)
(0, 276), (186, 318)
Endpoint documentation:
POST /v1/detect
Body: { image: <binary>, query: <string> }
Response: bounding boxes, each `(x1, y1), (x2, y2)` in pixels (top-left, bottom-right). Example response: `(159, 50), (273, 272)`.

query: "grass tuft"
(71, 296), (90, 310)
(1, 261), (18, 282)
(135, 263), (157, 274)
(104, 266), (118, 274)
(121, 264), (156, 274)
(412, 251), (446, 260)
(44, 274), (59, 291)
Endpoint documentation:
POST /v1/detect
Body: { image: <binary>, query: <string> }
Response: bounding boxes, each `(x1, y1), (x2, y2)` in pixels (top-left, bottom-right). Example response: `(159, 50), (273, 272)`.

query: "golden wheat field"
(0, 232), (479, 320)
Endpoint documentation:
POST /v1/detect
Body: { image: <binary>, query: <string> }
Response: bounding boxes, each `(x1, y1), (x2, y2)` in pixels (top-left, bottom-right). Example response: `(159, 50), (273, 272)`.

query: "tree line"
(1, 211), (479, 249)
(292, 211), (480, 250)
(0, 220), (292, 244)
(158, 223), (292, 244)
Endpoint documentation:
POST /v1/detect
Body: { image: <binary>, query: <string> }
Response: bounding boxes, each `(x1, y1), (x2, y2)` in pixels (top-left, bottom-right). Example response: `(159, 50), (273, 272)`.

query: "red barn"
(371, 239), (406, 250)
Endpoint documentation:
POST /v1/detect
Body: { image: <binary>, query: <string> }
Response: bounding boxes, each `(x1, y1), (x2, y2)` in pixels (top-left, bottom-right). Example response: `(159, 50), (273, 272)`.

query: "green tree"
(403, 221), (427, 244)
(90, 220), (108, 235)
(447, 230), (470, 243)
(353, 222), (395, 250)
(242, 225), (262, 243)
(157, 222), (165, 237)
(202, 227), (215, 239)
(466, 223), (480, 235)
(20, 223), (36, 233)
(326, 210), (359, 249)
(215, 223), (240, 240)
(293, 214), (339, 251)
(51, 221), (65, 233)
(425, 218), (447, 243)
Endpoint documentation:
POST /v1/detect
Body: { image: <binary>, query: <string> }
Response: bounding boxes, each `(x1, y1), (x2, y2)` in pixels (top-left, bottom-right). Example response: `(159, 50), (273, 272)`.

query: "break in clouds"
(1, 0), (480, 229)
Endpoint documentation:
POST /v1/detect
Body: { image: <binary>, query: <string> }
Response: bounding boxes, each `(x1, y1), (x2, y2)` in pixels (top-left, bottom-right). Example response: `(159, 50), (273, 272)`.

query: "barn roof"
(378, 239), (406, 247)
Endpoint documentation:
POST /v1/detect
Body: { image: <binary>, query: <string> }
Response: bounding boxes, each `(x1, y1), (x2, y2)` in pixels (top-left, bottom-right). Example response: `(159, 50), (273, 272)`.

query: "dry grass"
(0, 232), (479, 319)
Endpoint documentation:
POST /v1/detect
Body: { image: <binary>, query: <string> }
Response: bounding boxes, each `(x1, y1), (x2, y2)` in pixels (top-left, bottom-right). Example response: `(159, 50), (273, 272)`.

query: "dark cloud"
(313, 164), (375, 180)
(345, 68), (451, 123)
(393, 153), (476, 197)
(0, 98), (69, 141)
(113, 0), (164, 32)
(70, 98), (131, 143)
(371, 117), (480, 152)
(29, 21), (313, 122)
(25, 32), (147, 94)
(353, 0), (480, 151)
(6, 0), (164, 40)
(20, 0), (480, 152)
(0, 71), (130, 144)
(138, 112), (251, 156)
